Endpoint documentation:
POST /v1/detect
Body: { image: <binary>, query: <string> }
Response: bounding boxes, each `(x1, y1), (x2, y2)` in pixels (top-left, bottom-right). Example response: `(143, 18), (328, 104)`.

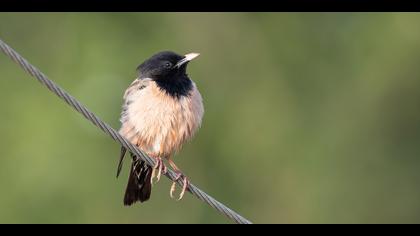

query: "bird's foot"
(170, 171), (190, 201)
(151, 157), (167, 185)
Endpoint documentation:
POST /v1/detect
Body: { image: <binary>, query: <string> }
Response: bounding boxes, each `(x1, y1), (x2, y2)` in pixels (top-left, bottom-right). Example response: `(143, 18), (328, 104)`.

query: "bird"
(116, 51), (204, 206)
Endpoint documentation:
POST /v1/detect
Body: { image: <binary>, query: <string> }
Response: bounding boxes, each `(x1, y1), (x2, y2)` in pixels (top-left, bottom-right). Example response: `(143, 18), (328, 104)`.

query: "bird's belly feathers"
(120, 81), (204, 157)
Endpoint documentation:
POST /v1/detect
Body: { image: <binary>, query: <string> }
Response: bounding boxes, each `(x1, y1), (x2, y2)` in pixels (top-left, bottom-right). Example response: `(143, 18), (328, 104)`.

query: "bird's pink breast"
(119, 80), (204, 158)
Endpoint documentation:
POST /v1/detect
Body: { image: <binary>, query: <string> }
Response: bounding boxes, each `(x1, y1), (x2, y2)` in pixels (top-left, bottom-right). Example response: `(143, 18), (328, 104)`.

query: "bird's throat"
(154, 76), (193, 98)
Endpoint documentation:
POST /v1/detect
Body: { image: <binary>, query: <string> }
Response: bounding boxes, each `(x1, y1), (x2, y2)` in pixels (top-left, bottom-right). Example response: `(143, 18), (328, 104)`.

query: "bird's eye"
(164, 62), (172, 68)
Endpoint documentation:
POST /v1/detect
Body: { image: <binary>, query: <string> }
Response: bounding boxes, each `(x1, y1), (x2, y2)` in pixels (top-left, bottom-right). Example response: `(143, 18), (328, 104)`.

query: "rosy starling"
(117, 51), (204, 205)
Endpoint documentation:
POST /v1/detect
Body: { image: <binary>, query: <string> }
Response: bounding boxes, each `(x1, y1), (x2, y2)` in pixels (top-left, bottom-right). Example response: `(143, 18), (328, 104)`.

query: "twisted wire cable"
(0, 38), (252, 224)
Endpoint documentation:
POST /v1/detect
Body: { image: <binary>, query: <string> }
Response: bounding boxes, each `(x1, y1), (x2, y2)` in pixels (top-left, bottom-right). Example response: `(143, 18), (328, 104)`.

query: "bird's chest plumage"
(119, 79), (204, 157)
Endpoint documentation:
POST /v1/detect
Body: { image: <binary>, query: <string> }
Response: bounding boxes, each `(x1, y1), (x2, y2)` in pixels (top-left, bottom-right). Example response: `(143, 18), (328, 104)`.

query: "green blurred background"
(0, 13), (420, 224)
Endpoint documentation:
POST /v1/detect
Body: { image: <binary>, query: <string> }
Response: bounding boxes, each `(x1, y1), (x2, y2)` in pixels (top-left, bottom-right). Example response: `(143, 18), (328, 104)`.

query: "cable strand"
(0, 38), (252, 224)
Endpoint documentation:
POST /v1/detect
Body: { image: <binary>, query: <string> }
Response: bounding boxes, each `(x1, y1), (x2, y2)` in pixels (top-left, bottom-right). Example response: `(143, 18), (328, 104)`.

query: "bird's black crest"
(137, 51), (193, 98)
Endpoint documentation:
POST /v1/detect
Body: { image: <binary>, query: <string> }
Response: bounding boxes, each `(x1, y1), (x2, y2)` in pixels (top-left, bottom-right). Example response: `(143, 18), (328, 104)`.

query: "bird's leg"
(150, 156), (167, 185)
(168, 158), (190, 201)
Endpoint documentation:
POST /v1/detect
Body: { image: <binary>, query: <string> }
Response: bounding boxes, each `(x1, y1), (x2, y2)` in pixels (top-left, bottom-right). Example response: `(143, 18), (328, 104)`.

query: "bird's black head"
(137, 51), (199, 98)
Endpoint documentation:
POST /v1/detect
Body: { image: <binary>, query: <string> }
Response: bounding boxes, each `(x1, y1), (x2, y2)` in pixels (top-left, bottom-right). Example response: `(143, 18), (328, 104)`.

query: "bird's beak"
(175, 53), (200, 68)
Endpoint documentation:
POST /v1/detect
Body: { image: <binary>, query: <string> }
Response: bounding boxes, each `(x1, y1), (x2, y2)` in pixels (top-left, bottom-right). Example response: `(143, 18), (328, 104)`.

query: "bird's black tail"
(123, 158), (153, 205)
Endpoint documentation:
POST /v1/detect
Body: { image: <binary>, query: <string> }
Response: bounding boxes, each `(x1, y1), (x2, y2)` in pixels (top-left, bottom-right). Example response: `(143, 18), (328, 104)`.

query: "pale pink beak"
(175, 53), (200, 68)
